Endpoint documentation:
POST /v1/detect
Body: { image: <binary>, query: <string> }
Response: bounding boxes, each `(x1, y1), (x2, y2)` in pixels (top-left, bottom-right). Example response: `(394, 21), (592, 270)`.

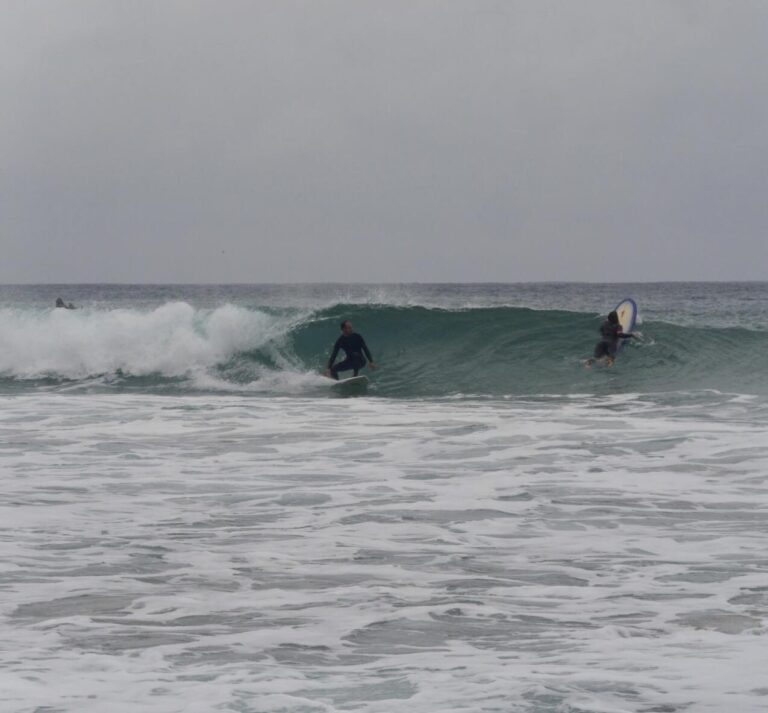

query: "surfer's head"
(55, 297), (65, 308)
(608, 311), (619, 325)
(340, 320), (353, 335)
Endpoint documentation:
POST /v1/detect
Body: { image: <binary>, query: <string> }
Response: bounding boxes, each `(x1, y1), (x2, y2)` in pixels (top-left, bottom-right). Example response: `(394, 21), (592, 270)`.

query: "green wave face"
(287, 305), (766, 397)
(2, 303), (766, 397)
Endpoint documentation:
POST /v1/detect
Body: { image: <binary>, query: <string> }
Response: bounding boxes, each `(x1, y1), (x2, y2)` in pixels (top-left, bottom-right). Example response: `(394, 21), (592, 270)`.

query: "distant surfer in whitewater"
(324, 320), (377, 380)
(55, 297), (76, 309)
(586, 310), (637, 367)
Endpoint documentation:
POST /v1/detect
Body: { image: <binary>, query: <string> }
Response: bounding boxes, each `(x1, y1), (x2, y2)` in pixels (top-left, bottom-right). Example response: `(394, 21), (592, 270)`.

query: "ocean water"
(1, 283), (767, 712)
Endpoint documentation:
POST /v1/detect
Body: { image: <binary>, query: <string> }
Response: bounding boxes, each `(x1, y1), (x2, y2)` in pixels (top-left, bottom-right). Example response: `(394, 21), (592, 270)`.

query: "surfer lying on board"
(324, 320), (377, 380)
(585, 310), (637, 367)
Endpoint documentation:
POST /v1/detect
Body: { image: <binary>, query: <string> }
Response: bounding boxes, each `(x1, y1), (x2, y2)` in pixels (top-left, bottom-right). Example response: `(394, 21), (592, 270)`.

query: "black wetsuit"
(328, 333), (373, 379)
(593, 321), (628, 359)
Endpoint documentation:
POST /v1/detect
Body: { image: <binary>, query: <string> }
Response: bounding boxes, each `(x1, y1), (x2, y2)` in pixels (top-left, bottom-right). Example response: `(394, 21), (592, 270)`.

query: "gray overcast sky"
(2, 0), (767, 283)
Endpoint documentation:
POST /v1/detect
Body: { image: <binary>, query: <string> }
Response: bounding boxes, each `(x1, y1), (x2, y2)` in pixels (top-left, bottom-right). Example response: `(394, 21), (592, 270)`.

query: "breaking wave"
(1, 302), (766, 397)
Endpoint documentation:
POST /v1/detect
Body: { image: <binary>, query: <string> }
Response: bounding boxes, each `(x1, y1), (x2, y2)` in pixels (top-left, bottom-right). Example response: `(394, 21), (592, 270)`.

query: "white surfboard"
(330, 375), (369, 389)
(614, 298), (638, 334)
(613, 298), (638, 352)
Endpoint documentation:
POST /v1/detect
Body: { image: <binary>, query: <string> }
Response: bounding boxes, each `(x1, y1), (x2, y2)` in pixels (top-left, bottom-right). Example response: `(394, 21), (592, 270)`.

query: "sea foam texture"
(0, 303), (288, 379)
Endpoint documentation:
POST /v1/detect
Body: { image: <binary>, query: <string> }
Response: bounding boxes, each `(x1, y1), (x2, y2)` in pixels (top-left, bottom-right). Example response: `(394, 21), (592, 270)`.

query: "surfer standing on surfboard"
(324, 320), (377, 380)
(586, 310), (637, 367)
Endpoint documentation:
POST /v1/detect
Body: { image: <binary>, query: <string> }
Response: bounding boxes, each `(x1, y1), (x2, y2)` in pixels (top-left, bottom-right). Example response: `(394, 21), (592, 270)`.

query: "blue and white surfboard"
(613, 298), (637, 351)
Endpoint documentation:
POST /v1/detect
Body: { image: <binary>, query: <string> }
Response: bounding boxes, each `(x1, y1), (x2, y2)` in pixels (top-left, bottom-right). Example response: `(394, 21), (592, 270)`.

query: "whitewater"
(1, 283), (767, 713)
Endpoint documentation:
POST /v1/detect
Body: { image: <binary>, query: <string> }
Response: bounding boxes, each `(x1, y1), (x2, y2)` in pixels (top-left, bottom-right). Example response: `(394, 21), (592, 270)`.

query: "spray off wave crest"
(1, 301), (767, 397)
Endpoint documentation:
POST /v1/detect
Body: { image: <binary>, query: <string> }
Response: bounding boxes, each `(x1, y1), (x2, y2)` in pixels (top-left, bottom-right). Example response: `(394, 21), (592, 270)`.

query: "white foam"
(0, 303), (295, 380)
(1, 392), (767, 712)
(189, 367), (330, 394)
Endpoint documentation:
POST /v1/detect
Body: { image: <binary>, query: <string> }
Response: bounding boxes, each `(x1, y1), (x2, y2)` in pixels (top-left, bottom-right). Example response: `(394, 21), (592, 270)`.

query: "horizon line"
(2, 279), (768, 287)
